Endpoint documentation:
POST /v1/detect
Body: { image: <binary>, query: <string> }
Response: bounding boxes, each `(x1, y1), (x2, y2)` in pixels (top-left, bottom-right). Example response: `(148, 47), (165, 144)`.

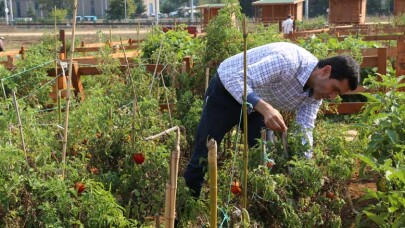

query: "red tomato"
(231, 181), (242, 195)
(132, 153), (145, 164)
(267, 161), (275, 168)
(327, 192), (335, 199)
(74, 182), (85, 194)
(90, 167), (99, 174)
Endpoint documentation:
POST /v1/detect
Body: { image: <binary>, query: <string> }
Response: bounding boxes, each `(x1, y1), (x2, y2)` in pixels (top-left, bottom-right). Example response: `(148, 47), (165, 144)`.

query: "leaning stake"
(11, 90), (27, 160)
(61, 0), (78, 179)
(145, 126), (180, 228)
(242, 16), (249, 210)
(207, 138), (218, 226)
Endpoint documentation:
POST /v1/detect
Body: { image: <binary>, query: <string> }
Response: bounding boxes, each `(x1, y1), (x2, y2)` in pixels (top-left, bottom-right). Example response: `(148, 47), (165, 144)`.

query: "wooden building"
(196, 4), (226, 31)
(394, 0), (405, 16)
(328, 0), (367, 25)
(252, 0), (304, 24)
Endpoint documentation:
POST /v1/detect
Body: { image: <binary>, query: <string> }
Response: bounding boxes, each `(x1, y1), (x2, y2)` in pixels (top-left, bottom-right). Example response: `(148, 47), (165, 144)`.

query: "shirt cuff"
(247, 92), (261, 114)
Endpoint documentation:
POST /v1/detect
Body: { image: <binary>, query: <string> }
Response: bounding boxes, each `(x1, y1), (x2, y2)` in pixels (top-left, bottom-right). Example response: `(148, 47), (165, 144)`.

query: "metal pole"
(81, 0), (84, 16)
(155, 0), (158, 25)
(124, 0), (127, 20)
(305, 0), (309, 19)
(8, 0), (13, 23)
(190, 0), (193, 22)
(4, 0), (9, 26)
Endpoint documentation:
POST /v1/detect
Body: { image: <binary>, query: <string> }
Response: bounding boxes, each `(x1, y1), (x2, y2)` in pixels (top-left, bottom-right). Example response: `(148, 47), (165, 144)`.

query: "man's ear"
(322, 65), (332, 77)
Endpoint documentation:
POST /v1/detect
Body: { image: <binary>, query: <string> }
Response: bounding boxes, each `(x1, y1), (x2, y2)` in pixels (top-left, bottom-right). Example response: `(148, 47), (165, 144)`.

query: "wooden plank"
(325, 102), (366, 114)
(71, 62), (85, 101)
(47, 64), (165, 76)
(343, 85), (366, 95)
(75, 45), (139, 53)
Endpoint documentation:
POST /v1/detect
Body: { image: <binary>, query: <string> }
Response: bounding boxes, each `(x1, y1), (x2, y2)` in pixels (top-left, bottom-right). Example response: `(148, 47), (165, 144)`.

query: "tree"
(134, 0), (146, 16)
(27, 6), (37, 21)
(106, 0), (124, 20)
(239, 0), (254, 17)
(36, 0), (74, 17)
(50, 8), (68, 23)
(161, 1), (177, 14)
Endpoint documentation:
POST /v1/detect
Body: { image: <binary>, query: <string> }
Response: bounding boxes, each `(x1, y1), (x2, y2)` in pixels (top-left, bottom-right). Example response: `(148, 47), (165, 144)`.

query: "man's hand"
(254, 99), (287, 132)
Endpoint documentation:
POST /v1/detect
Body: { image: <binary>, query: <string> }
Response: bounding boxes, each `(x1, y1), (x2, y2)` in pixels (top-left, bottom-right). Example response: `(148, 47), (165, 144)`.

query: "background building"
(4, 0), (158, 20)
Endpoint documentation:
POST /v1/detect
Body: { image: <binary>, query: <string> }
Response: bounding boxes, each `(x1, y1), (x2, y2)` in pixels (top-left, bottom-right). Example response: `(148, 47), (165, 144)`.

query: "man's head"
(287, 14), (292, 19)
(309, 55), (360, 100)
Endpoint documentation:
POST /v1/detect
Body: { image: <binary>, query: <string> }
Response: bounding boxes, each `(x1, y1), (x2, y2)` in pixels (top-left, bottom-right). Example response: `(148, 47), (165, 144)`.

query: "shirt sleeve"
(219, 53), (288, 107)
(295, 101), (322, 147)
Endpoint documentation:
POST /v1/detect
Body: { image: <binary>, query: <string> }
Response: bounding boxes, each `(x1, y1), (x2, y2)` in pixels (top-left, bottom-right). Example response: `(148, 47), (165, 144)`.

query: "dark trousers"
(183, 74), (265, 197)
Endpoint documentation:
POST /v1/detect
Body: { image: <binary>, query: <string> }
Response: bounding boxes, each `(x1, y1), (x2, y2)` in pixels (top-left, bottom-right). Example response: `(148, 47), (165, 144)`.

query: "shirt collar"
(298, 61), (318, 97)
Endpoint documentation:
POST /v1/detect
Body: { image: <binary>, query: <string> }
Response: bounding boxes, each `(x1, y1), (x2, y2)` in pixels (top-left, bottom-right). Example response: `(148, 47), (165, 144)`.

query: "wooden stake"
(205, 67), (210, 92)
(145, 126), (180, 228)
(154, 212), (160, 227)
(54, 6), (60, 123)
(241, 16), (249, 210)
(137, 21), (140, 42)
(261, 128), (266, 166)
(160, 72), (173, 126)
(119, 37), (143, 138)
(11, 90), (27, 159)
(61, 0), (78, 179)
(207, 138), (218, 227)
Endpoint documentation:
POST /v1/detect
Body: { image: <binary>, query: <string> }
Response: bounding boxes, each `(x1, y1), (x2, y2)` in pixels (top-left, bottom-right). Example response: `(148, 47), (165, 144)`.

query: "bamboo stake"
(1, 80), (7, 102)
(205, 67), (210, 91)
(137, 21), (140, 42)
(109, 26), (112, 45)
(241, 16), (249, 210)
(207, 138), (218, 227)
(11, 90), (27, 159)
(61, 0), (78, 179)
(57, 90), (61, 124)
(149, 38), (164, 96)
(160, 72), (173, 126)
(154, 212), (160, 227)
(144, 126), (179, 141)
(119, 37), (143, 140)
(261, 128), (266, 166)
(144, 126), (180, 228)
(54, 6), (60, 124)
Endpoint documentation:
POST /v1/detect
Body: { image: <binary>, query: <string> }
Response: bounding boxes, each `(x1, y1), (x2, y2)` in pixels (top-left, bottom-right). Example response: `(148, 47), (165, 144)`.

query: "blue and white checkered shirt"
(217, 42), (322, 147)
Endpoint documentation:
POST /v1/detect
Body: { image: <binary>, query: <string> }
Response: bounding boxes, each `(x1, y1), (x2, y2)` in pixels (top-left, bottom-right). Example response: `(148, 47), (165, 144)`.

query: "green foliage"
(49, 8), (67, 23)
(204, 1), (243, 67)
(176, 91), (203, 148)
(3, 34), (60, 107)
(247, 23), (287, 48)
(141, 25), (204, 66)
(355, 74), (405, 226)
(295, 16), (328, 30)
(105, 3), (124, 21)
(297, 33), (379, 62)
(393, 13), (405, 26)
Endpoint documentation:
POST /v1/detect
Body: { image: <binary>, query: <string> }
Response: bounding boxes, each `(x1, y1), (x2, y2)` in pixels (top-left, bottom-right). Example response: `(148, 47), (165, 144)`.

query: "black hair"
(317, 55), (360, 91)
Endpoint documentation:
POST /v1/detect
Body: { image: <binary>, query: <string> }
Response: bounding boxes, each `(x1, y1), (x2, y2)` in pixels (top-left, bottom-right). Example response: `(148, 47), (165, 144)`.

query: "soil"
(341, 178), (377, 227)
(0, 25), (149, 50)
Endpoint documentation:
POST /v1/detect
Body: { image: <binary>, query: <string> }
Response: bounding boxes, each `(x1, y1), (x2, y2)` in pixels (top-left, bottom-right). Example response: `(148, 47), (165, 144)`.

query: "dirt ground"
(0, 25), (149, 50)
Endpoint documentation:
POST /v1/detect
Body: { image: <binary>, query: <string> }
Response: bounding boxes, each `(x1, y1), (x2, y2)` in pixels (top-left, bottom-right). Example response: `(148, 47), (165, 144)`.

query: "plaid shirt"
(217, 42), (322, 147)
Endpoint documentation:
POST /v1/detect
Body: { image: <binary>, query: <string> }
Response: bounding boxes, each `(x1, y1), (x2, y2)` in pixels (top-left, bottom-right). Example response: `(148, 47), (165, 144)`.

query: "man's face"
(312, 66), (351, 100)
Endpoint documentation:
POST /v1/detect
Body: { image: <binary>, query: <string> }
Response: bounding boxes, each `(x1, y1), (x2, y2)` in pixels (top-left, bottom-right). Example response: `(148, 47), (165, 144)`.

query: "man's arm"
(219, 53), (288, 105)
(254, 99), (287, 132)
